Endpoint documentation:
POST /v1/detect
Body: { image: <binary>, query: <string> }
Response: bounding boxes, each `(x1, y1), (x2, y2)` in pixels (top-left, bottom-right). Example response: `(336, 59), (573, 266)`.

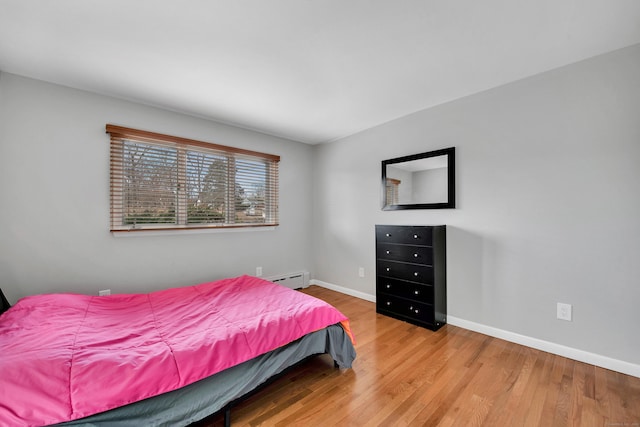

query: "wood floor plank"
(538, 355), (569, 426)
(193, 286), (640, 427)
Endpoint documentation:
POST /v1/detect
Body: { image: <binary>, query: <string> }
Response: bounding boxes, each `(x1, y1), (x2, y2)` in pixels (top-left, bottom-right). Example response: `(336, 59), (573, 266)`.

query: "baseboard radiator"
(267, 271), (310, 289)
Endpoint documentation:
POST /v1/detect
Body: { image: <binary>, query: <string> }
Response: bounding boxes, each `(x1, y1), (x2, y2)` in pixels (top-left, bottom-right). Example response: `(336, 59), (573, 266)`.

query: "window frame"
(107, 124), (280, 233)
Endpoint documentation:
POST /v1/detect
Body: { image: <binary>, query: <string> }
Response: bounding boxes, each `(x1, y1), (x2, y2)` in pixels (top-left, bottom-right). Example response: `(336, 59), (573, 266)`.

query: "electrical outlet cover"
(557, 302), (572, 321)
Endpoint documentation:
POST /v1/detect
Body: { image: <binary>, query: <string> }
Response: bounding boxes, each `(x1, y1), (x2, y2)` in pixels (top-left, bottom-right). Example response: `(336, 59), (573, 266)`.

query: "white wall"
(312, 44), (640, 367)
(0, 73), (315, 301)
(413, 167), (447, 203)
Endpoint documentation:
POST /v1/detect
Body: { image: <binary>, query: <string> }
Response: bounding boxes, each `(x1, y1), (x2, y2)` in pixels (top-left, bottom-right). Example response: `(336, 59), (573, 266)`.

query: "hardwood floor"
(196, 286), (640, 427)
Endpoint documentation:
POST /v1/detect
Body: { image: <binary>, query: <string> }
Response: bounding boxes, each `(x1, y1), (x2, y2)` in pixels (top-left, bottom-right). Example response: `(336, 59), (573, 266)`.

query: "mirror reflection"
(382, 147), (455, 210)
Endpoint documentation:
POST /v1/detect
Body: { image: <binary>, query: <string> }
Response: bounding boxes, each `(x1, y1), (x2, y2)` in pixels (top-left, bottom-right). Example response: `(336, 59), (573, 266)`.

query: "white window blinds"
(107, 125), (279, 232)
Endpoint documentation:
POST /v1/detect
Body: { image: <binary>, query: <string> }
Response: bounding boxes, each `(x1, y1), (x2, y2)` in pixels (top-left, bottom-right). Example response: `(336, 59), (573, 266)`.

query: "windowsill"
(111, 226), (277, 237)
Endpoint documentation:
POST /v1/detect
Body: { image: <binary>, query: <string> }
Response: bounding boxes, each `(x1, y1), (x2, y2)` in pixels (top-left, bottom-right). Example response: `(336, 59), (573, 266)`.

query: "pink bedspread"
(0, 276), (353, 426)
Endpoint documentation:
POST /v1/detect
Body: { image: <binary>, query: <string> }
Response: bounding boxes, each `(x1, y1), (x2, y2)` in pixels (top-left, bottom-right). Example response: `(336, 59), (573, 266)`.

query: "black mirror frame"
(382, 146), (456, 210)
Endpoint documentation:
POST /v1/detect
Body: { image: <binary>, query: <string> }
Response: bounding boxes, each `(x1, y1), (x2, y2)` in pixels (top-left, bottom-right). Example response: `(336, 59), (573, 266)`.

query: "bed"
(0, 276), (356, 426)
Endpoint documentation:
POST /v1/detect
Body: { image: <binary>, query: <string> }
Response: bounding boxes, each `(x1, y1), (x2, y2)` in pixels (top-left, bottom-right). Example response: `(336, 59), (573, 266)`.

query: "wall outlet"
(256, 266), (263, 277)
(358, 267), (365, 278)
(557, 302), (572, 321)
(99, 289), (111, 296)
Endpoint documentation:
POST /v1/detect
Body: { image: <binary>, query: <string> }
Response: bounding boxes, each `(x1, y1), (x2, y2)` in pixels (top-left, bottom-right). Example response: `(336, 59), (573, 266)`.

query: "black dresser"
(376, 225), (447, 331)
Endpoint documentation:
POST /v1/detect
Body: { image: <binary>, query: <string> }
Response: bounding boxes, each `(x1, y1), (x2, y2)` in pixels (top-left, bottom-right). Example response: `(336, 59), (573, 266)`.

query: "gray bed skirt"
(56, 323), (355, 426)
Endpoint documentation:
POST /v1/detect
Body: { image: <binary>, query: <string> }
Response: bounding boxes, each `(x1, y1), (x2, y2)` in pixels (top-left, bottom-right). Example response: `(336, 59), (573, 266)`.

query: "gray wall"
(312, 44), (640, 366)
(2, 44), (639, 369)
(413, 167), (447, 204)
(0, 73), (315, 300)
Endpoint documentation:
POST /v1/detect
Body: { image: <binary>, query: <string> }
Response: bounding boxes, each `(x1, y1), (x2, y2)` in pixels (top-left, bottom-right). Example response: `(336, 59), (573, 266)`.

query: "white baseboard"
(310, 279), (376, 303)
(311, 280), (640, 378)
(447, 316), (640, 378)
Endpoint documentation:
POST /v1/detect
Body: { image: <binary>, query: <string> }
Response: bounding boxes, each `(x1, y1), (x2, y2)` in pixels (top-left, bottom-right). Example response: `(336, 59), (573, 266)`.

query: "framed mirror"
(382, 147), (455, 210)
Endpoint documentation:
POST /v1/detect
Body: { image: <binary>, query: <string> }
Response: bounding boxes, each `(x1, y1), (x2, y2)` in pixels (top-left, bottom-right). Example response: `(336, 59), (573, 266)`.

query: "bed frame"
(0, 288), (10, 314)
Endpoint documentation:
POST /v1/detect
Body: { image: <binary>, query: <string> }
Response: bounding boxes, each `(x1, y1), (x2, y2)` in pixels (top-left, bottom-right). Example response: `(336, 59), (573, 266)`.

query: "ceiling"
(1, 1), (639, 144)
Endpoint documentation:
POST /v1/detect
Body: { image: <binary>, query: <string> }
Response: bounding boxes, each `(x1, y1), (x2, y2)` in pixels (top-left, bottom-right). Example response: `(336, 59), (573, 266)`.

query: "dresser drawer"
(377, 260), (433, 284)
(377, 295), (434, 325)
(377, 277), (433, 304)
(376, 225), (433, 246)
(376, 243), (433, 265)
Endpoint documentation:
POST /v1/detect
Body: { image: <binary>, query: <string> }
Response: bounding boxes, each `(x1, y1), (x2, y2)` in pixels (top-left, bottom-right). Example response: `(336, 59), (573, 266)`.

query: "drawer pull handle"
(413, 234), (418, 239)
(415, 309), (419, 314)
(386, 250), (390, 254)
(414, 290), (419, 295)
(386, 301), (391, 306)
(386, 233), (391, 237)
(386, 268), (390, 272)
(414, 253), (418, 258)
(414, 272), (419, 277)
(386, 284), (391, 289)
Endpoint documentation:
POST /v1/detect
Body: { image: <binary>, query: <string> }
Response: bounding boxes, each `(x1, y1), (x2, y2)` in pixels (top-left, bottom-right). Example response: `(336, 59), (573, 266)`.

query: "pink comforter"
(0, 276), (353, 426)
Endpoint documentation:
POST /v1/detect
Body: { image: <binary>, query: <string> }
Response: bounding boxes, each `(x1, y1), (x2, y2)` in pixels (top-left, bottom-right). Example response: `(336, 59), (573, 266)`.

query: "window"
(107, 125), (279, 232)
(385, 178), (400, 205)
